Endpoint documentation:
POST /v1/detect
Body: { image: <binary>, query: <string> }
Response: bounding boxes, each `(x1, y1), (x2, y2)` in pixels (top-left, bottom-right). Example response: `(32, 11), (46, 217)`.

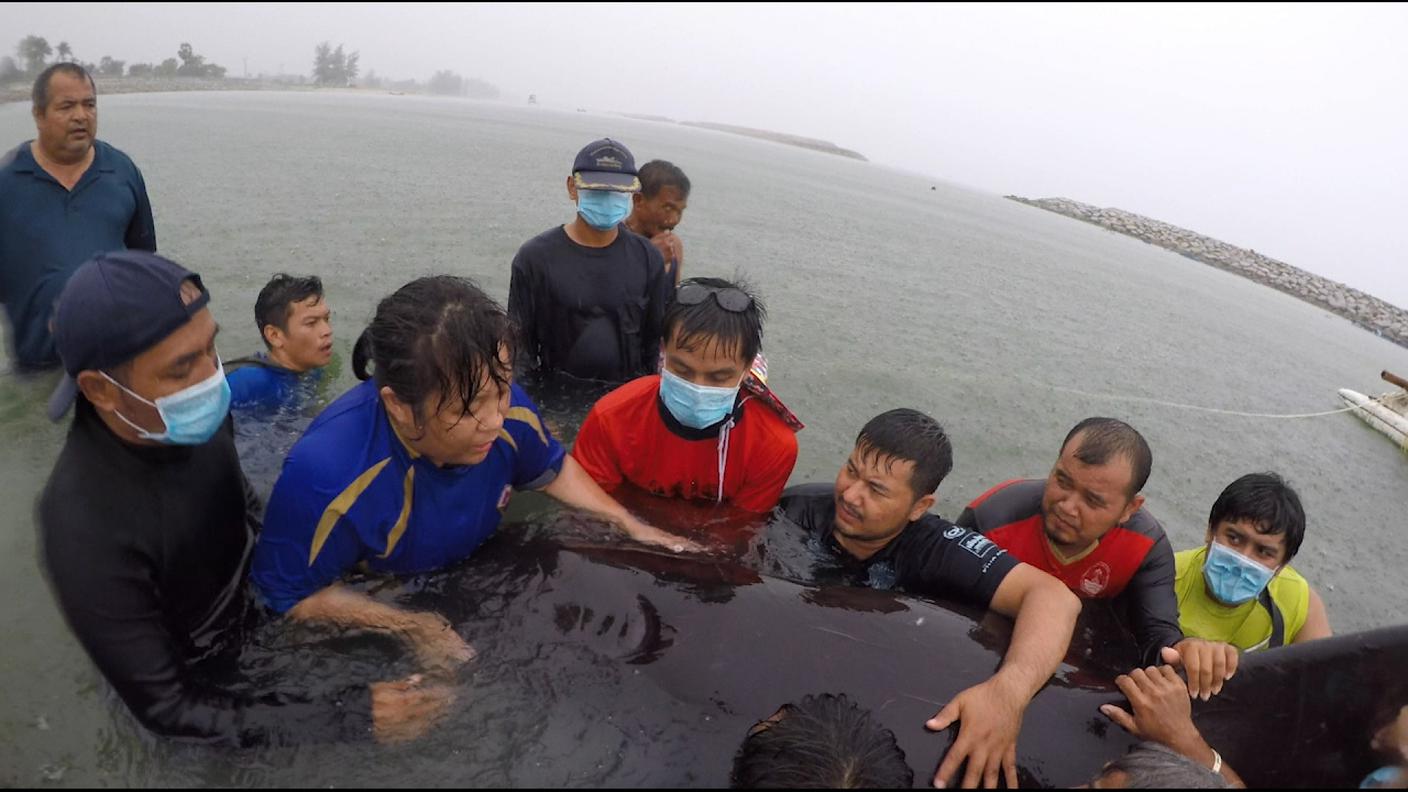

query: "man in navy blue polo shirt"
(0, 62), (156, 370)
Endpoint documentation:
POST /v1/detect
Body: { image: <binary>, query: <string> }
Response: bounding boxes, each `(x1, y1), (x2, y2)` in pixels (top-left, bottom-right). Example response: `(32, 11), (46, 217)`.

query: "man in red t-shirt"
(572, 277), (800, 517)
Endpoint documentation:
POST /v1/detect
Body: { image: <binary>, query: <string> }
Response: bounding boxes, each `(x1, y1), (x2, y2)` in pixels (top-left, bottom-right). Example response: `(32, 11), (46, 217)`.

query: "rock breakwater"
(1007, 196), (1407, 349)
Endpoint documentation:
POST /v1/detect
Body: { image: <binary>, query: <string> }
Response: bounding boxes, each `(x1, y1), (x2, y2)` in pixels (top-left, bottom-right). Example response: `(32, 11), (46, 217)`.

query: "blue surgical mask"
(577, 189), (633, 230)
(1361, 766), (1404, 789)
(104, 361), (232, 445)
(659, 368), (740, 429)
(1203, 540), (1277, 606)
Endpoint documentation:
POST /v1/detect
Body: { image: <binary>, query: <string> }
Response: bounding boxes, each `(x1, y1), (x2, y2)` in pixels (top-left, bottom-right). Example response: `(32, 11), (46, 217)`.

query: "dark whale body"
(409, 533), (1407, 788)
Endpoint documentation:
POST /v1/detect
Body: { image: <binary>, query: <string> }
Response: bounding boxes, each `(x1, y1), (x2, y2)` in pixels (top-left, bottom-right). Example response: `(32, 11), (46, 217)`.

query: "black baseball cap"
(571, 137), (641, 192)
(47, 250), (211, 421)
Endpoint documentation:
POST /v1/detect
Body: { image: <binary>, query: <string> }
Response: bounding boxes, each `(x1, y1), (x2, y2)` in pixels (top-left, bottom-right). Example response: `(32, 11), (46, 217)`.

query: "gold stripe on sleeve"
(380, 467), (416, 559)
(505, 406), (548, 445)
(308, 457), (392, 566)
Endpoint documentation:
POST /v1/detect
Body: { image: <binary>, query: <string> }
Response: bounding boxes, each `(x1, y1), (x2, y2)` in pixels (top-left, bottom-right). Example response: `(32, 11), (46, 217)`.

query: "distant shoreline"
(610, 112), (867, 161)
(0, 76), (320, 105)
(1007, 195), (1408, 350)
(677, 122), (867, 161)
(2, 77), (869, 163)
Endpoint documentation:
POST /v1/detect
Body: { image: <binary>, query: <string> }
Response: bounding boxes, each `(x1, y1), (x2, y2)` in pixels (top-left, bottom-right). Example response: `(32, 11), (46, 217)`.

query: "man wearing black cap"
(38, 250), (449, 746)
(508, 137), (672, 382)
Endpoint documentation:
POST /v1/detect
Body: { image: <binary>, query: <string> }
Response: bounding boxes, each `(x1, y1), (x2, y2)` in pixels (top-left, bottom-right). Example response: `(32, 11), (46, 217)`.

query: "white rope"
(1045, 385), (1405, 420)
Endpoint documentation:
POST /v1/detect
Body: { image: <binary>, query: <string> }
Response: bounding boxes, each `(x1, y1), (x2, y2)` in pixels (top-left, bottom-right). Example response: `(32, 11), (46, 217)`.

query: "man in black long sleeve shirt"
(40, 398), (369, 744)
(37, 251), (442, 746)
(508, 138), (670, 381)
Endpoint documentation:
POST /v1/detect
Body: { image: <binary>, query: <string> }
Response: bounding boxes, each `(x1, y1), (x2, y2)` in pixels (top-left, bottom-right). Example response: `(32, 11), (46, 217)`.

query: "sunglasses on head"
(676, 282), (752, 313)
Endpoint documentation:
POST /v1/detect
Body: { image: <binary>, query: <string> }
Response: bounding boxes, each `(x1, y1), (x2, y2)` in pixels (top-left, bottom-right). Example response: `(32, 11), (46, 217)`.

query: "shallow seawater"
(2, 91), (1407, 786)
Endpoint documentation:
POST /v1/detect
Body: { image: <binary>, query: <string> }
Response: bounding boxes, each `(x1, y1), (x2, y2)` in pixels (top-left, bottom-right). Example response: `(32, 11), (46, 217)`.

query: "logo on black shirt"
(959, 533), (997, 559)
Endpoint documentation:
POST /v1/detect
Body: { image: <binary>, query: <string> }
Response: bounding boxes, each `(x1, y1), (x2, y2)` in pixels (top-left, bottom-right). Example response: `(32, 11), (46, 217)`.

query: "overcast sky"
(6, 2), (1405, 307)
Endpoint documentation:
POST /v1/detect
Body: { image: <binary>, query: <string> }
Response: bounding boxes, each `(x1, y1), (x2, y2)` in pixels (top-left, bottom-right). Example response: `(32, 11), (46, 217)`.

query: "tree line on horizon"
(310, 40), (499, 100)
(2, 34), (504, 103)
(2, 35), (227, 83)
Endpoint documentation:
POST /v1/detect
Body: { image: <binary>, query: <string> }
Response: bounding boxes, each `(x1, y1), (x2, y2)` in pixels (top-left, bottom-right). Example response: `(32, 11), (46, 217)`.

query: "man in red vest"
(958, 417), (1239, 699)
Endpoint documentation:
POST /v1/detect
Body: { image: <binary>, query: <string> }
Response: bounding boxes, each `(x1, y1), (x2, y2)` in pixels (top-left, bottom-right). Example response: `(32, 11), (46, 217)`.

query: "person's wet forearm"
(290, 584), (450, 646)
(995, 578), (1080, 700)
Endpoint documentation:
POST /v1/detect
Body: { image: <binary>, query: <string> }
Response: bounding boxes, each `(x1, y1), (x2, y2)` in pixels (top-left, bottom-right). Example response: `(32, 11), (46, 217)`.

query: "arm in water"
(1101, 653), (1247, 788)
(927, 563), (1081, 788)
(44, 523), (447, 746)
(287, 582), (476, 675)
(542, 454), (703, 552)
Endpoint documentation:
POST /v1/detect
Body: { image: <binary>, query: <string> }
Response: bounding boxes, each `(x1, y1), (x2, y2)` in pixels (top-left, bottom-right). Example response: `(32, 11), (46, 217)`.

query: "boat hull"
(1338, 389), (1408, 447)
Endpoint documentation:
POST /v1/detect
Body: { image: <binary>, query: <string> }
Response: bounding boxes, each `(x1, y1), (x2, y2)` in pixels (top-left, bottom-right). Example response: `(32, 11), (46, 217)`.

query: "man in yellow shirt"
(1174, 473), (1332, 692)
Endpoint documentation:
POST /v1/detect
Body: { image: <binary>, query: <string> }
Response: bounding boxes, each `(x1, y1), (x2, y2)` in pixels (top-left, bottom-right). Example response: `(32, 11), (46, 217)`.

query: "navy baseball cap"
(47, 250), (211, 421)
(571, 137), (641, 192)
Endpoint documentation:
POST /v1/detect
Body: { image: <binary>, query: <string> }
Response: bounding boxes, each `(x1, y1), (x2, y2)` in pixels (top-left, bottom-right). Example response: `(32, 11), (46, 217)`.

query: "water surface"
(2, 91), (1406, 786)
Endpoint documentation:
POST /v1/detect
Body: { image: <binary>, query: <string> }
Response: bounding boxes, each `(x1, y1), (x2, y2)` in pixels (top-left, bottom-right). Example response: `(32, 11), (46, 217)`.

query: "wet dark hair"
(1060, 417), (1153, 499)
(352, 276), (513, 424)
(639, 159), (691, 199)
(1208, 472), (1306, 562)
(855, 408), (953, 497)
(1100, 742), (1229, 789)
(32, 63), (96, 114)
(731, 694), (912, 789)
(663, 276), (766, 365)
(254, 274), (324, 349)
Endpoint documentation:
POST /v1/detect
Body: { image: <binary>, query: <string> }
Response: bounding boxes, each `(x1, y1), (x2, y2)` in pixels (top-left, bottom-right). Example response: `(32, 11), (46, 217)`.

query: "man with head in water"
(731, 693), (914, 788)
(776, 408), (1082, 788)
(572, 276), (799, 518)
(509, 137), (671, 382)
(625, 159), (690, 284)
(732, 661), (1244, 789)
(38, 251), (444, 747)
(0, 63), (156, 370)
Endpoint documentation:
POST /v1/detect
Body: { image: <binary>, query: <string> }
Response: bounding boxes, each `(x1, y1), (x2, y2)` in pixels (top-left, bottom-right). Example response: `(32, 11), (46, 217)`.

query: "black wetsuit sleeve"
(43, 537), (372, 746)
(1121, 533), (1185, 666)
(640, 243), (670, 374)
(124, 163), (157, 252)
(894, 521), (1020, 608)
(508, 248), (540, 371)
